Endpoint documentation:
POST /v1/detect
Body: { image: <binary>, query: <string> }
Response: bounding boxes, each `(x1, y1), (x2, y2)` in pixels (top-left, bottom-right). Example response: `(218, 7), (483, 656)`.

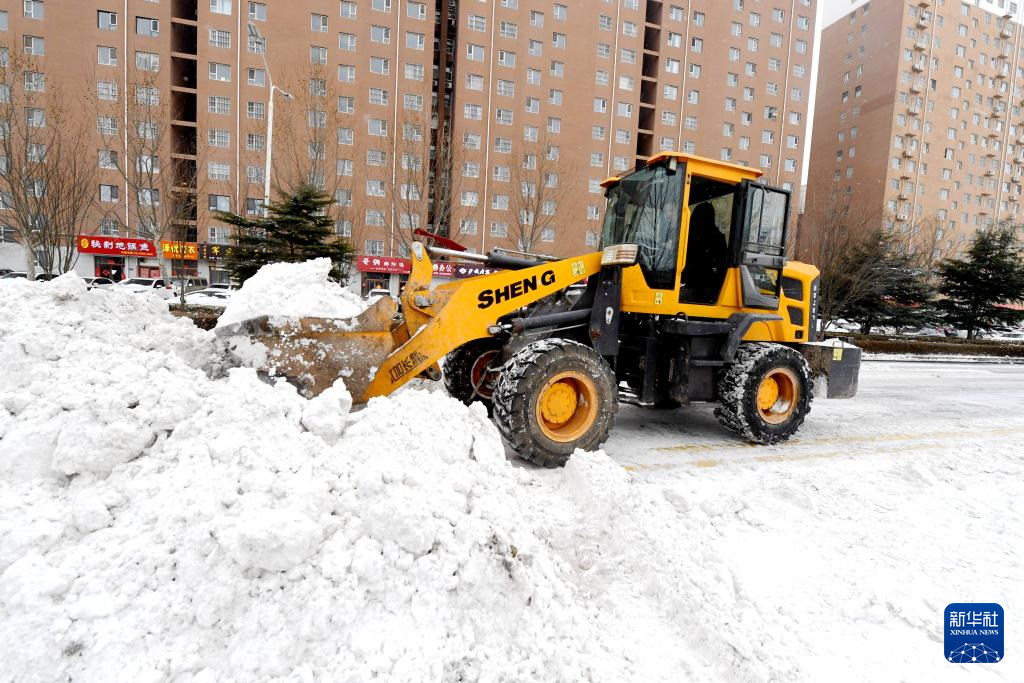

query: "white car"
(206, 282), (238, 291)
(366, 288), (393, 304)
(82, 277), (116, 290)
(988, 331), (1024, 343)
(119, 277), (174, 299)
(183, 288), (234, 307)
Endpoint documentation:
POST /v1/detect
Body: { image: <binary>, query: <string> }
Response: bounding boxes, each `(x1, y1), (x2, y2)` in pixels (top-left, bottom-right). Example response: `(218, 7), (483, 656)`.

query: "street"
(596, 360), (1024, 681)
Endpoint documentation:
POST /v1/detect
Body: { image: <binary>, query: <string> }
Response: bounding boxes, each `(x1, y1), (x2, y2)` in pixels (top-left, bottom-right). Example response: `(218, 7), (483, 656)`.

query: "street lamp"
(247, 21), (293, 214)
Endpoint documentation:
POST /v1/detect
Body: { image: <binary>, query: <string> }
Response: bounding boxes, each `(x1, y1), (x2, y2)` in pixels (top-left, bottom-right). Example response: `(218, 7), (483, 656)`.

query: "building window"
(210, 97), (232, 115)
(98, 10), (118, 30)
(209, 29), (231, 48)
(136, 17), (159, 37)
(210, 0), (232, 15)
(248, 2), (266, 21)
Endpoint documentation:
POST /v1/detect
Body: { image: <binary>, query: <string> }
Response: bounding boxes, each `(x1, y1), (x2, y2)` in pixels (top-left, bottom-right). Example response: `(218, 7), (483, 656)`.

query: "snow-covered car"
(900, 327), (944, 337)
(988, 331), (1024, 343)
(183, 288), (234, 307)
(119, 277), (174, 299)
(365, 288), (393, 303)
(206, 282), (238, 291)
(83, 277), (116, 290)
(1, 271), (28, 280)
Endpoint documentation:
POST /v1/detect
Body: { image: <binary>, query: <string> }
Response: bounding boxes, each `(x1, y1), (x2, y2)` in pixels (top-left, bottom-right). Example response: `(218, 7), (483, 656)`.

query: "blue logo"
(945, 603), (1003, 663)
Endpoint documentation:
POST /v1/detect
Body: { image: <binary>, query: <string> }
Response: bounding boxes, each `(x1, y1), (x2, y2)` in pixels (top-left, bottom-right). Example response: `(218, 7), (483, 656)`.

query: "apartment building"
(0, 0), (816, 292)
(807, 0), (1024, 261)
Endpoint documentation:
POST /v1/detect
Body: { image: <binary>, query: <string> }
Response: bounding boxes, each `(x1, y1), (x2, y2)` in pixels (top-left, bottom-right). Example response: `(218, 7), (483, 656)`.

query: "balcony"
(911, 61), (925, 73)
(993, 108), (1005, 119)
(916, 16), (930, 30)
(914, 39), (929, 51)
(985, 168), (995, 177)
(899, 170), (913, 180)
(918, 0), (931, 5)
(908, 106), (922, 116)
(909, 80), (923, 94)
(901, 148), (914, 158)
(1000, 27), (1012, 40)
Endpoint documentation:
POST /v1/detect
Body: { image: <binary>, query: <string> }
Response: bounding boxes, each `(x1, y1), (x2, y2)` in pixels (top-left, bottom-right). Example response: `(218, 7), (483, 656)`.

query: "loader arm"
(362, 242), (603, 401)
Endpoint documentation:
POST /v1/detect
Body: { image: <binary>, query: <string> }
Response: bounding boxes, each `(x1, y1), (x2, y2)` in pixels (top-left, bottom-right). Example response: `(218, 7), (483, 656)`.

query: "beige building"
(0, 0), (816, 291)
(807, 0), (1024, 260)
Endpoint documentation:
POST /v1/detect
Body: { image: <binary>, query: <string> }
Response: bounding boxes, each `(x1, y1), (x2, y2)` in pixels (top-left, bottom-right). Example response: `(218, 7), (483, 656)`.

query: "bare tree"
(93, 67), (206, 290)
(799, 194), (912, 332)
(0, 50), (97, 278)
(507, 131), (573, 255)
(268, 64), (358, 250)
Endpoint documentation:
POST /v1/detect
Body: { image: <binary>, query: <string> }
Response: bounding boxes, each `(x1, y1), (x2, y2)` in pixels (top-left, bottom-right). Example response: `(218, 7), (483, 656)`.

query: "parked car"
(900, 327), (944, 337)
(988, 331), (1024, 343)
(1, 271), (28, 280)
(171, 277), (209, 296)
(366, 288), (393, 303)
(82, 277), (116, 290)
(0, 268), (12, 277)
(35, 273), (59, 281)
(183, 288), (233, 307)
(206, 282), (238, 291)
(119, 277), (174, 299)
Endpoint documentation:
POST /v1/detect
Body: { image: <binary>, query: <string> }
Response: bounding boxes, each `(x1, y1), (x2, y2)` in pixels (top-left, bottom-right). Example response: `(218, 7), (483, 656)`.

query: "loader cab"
(601, 153), (794, 319)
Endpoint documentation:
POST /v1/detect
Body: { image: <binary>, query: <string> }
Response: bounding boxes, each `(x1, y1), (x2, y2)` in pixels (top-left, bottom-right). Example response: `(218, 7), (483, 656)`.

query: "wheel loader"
(217, 152), (860, 467)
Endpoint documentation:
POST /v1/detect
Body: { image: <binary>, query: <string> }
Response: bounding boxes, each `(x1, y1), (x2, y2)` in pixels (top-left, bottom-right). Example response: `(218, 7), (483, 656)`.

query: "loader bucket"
(215, 295), (401, 400)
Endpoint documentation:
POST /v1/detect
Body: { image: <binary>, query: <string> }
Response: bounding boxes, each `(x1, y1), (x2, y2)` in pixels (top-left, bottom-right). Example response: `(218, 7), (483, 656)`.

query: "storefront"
(160, 241), (199, 277)
(75, 235), (157, 281)
(198, 243), (232, 284)
(352, 254), (499, 296)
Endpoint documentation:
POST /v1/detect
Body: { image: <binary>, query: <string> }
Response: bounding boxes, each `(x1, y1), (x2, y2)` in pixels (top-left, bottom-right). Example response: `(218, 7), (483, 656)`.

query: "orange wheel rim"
(756, 367), (798, 424)
(535, 370), (599, 443)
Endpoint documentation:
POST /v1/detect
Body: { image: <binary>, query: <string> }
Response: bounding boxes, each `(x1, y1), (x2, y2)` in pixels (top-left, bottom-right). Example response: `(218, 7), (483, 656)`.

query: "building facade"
(807, 0), (1024, 261)
(0, 0), (816, 292)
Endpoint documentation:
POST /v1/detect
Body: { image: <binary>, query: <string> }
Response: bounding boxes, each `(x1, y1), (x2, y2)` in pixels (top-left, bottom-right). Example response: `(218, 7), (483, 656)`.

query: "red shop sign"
(357, 255), (411, 274)
(356, 255), (502, 278)
(77, 235), (156, 257)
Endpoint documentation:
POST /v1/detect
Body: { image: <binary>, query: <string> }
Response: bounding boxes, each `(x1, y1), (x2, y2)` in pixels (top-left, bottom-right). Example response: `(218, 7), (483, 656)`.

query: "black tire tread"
(492, 339), (618, 468)
(714, 343), (812, 445)
(442, 338), (504, 408)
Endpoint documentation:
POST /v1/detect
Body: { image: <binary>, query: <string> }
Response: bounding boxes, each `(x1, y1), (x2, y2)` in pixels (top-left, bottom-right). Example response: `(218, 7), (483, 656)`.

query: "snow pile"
(0, 274), (693, 681)
(217, 258), (366, 327)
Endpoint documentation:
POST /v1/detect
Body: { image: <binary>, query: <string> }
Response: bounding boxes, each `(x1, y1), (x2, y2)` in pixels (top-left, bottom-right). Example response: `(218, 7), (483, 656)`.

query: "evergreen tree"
(845, 261), (937, 334)
(218, 184), (353, 283)
(936, 224), (1024, 338)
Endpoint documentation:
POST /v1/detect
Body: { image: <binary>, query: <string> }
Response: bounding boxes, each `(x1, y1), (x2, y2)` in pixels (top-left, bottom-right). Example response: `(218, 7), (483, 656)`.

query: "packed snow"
(1, 271), (1021, 682)
(216, 258), (366, 327)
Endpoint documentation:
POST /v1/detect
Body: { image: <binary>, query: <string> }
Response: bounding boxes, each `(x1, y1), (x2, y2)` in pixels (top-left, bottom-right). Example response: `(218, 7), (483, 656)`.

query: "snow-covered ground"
(1, 270), (1021, 682)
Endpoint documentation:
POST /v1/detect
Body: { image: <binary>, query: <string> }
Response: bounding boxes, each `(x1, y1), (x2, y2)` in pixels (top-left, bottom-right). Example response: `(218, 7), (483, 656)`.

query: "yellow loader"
(217, 153), (860, 467)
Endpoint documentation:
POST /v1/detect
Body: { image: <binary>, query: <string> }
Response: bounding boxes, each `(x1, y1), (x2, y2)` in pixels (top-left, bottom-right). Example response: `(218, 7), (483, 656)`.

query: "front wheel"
(492, 339), (618, 468)
(443, 338), (504, 411)
(715, 343), (811, 444)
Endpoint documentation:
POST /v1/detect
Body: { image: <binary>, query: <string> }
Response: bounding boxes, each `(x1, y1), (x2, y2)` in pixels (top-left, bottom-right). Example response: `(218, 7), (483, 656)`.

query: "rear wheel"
(714, 343), (811, 444)
(443, 338), (504, 411)
(493, 339), (618, 468)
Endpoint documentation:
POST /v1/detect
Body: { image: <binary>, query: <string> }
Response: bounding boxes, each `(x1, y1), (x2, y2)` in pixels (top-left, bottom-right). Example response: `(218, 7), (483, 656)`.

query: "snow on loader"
(217, 153), (860, 467)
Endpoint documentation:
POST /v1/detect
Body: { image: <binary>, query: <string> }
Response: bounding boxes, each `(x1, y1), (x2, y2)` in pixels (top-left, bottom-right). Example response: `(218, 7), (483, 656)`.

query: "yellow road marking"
(626, 427), (1024, 472)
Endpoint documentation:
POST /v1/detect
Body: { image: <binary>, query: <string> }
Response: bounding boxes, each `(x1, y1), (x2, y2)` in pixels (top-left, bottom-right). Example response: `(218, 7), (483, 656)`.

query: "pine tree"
(218, 184), (353, 284)
(936, 224), (1024, 339)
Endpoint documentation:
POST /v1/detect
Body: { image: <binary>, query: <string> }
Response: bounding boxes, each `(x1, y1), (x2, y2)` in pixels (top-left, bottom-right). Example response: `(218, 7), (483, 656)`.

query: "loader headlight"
(600, 243), (639, 267)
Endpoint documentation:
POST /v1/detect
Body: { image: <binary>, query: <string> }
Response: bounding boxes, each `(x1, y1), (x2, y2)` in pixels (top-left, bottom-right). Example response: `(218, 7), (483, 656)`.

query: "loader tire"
(492, 339), (618, 468)
(443, 338), (504, 411)
(714, 343), (811, 445)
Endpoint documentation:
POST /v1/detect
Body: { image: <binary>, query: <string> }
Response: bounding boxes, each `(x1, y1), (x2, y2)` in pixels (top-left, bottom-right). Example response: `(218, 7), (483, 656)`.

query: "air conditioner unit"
(896, 213), (909, 221)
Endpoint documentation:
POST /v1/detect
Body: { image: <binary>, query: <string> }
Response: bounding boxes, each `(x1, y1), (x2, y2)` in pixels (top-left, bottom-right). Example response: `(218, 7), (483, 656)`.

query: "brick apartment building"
(807, 0), (1024, 262)
(0, 0), (816, 292)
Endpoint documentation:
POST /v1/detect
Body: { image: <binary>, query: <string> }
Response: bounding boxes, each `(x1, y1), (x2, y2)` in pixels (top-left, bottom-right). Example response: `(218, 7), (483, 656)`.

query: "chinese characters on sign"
(160, 241), (199, 261)
(197, 243), (229, 261)
(76, 236), (156, 258)
(356, 255), (500, 278)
